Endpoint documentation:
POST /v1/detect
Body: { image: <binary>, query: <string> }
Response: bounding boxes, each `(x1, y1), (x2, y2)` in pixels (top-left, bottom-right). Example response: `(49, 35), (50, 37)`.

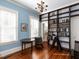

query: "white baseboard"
(0, 42), (35, 57)
(0, 47), (21, 57)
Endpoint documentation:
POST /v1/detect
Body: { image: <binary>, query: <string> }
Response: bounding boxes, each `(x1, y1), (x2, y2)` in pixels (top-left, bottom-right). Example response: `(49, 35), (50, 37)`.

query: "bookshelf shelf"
(40, 3), (79, 53)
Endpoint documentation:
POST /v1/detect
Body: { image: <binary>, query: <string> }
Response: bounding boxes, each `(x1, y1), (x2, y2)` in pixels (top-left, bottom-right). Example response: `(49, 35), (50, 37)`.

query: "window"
(0, 7), (18, 44)
(30, 16), (39, 39)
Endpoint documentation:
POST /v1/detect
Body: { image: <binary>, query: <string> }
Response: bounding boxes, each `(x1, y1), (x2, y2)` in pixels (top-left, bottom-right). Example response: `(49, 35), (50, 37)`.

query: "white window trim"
(0, 6), (18, 45)
(30, 16), (39, 40)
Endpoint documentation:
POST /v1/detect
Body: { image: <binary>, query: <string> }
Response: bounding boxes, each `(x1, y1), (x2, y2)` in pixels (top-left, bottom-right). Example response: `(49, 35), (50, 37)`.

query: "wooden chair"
(35, 37), (43, 48)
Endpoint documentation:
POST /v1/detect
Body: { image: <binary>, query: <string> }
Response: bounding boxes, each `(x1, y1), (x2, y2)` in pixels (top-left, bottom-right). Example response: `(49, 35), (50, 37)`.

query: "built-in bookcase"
(40, 3), (79, 52)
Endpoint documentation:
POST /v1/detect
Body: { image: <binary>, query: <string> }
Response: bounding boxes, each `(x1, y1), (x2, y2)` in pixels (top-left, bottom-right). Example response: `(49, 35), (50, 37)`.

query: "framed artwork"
(21, 23), (27, 32)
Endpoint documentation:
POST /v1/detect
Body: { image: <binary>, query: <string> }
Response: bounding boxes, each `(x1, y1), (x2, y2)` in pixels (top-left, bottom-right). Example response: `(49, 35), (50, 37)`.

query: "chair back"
(35, 37), (42, 44)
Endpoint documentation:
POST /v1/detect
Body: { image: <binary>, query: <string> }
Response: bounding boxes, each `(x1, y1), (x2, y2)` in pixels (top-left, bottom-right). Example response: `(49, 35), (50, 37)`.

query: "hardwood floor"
(0, 57), (2, 59)
(6, 43), (71, 59)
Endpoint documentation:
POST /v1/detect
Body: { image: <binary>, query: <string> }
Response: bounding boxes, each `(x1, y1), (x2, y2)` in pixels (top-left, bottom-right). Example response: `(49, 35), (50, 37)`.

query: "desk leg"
(22, 43), (23, 51)
(24, 43), (26, 50)
(31, 42), (33, 52)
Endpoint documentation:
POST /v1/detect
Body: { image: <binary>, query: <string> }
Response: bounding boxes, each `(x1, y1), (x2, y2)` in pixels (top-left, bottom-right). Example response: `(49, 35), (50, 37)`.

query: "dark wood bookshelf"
(71, 9), (79, 12)
(41, 19), (48, 21)
(49, 18), (57, 20)
(58, 11), (69, 15)
(49, 14), (57, 17)
(71, 14), (79, 17)
(60, 40), (70, 43)
(41, 17), (48, 19)
(40, 3), (79, 54)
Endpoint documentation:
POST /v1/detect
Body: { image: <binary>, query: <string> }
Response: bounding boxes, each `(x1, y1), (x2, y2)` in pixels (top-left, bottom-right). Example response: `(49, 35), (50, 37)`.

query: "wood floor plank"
(6, 43), (71, 59)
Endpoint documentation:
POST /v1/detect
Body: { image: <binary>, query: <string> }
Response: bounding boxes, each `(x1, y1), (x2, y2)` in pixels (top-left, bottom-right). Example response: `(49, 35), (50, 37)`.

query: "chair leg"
(35, 44), (43, 48)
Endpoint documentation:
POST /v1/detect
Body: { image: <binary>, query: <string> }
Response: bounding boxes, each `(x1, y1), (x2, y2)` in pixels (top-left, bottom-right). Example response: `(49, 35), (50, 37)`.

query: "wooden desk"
(20, 38), (33, 52)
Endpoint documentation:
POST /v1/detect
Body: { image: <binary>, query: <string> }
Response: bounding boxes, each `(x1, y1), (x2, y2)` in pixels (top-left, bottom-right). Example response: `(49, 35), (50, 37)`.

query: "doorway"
(41, 21), (48, 42)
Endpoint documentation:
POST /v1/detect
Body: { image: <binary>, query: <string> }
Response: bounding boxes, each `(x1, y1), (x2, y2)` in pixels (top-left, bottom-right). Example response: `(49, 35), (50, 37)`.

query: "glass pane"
(30, 17), (39, 38)
(0, 9), (17, 43)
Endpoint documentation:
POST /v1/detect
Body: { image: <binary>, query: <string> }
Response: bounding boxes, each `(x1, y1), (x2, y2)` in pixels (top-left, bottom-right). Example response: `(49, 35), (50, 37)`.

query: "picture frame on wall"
(21, 23), (27, 32)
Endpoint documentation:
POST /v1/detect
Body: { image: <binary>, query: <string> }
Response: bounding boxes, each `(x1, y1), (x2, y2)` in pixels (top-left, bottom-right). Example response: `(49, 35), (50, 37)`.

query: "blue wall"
(0, 0), (38, 52)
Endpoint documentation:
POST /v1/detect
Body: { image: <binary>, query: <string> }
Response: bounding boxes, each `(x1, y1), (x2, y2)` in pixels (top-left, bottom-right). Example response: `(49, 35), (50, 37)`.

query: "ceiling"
(9, 0), (79, 14)
(10, 0), (41, 13)
(13, 0), (37, 9)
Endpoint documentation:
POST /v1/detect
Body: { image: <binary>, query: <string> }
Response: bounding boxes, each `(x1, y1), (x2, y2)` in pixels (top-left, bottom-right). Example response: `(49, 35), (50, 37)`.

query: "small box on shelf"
(49, 11), (57, 16)
(59, 18), (69, 24)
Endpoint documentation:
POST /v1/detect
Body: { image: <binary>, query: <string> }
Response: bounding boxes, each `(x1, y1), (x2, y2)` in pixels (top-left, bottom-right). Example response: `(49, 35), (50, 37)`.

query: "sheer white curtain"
(0, 8), (18, 43)
(30, 16), (39, 40)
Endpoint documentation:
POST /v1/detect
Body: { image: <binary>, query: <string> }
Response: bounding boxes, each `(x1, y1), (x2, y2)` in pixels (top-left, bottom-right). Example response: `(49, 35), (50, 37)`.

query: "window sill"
(0, 41), (17, 46)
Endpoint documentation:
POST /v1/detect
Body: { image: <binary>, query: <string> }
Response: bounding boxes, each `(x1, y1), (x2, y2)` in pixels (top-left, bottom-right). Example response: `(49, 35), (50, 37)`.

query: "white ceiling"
(13, 0), (37, 9)
(9, 0), (79, 14)
(10, 0), (41, 13)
